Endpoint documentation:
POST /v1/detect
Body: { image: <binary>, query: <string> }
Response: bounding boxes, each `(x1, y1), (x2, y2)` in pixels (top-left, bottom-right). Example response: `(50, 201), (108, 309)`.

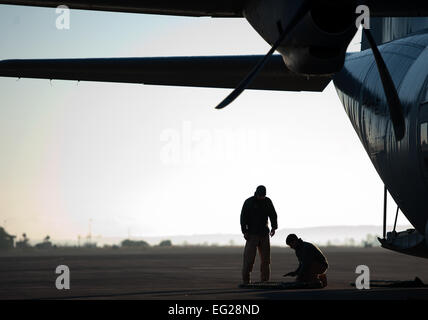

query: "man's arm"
(267, 198), (278, 236)
(240, 200), (249, 235)
(286, 261), (301, 277)
(295, 263), (302, 275)
(284, 249), (301, 277)
(297, 260), (309, 279)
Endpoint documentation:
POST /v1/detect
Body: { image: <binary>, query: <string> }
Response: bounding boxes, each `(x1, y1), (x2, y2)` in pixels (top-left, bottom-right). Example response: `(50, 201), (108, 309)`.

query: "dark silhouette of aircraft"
(1, 0), (428, 257)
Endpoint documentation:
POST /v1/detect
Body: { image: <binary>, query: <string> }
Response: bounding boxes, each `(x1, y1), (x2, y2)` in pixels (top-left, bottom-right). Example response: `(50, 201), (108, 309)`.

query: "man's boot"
(319, 273), (328, 288)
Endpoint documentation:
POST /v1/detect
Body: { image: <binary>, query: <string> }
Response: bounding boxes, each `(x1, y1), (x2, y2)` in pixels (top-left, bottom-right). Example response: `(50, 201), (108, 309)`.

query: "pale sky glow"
(0, 6), (410, 241)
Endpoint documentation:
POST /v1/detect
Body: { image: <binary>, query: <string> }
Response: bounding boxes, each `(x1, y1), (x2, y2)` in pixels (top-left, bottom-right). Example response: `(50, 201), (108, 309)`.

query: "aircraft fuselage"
(334, 31), (428, 255)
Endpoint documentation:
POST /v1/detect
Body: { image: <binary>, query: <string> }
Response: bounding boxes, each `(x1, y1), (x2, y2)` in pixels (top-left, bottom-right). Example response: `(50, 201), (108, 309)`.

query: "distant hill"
(138, 225), (411, 247)
(49, 225), (412, 247)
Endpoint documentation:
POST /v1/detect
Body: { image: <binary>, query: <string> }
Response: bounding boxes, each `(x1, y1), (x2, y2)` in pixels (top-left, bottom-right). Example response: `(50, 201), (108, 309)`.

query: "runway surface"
(1, 246), (428, 300)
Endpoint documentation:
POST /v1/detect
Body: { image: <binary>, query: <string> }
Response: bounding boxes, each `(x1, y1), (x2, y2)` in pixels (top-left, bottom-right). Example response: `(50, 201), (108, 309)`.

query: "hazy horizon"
(4, 224), (413, 248)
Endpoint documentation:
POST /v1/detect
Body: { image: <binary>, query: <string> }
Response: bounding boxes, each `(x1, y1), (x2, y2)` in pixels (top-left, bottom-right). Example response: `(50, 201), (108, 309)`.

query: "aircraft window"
(422, 122), (428, 152)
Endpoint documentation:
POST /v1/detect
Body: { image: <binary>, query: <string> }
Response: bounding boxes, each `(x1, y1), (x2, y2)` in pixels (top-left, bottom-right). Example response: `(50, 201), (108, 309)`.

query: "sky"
(0, 5), (410, 241)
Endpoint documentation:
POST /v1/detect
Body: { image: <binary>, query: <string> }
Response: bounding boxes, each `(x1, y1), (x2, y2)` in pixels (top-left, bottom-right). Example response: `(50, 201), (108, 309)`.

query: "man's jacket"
(240, 196), (278, 236)
(294, 239), (328, 276)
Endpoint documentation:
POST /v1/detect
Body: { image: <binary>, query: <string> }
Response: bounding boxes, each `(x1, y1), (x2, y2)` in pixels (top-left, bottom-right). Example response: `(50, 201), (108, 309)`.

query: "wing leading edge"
(0, 56), (331, 92)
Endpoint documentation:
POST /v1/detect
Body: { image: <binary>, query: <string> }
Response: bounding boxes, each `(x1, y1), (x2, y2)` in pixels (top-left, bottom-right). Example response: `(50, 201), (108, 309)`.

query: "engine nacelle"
(244, 0), (358, 75)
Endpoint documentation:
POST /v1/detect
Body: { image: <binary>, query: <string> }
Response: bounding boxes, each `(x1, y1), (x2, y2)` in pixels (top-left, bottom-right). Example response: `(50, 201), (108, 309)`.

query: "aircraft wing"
(0, 0), (246, 17)
(1, 0), (428, 17)
(0, 55), (331, 92)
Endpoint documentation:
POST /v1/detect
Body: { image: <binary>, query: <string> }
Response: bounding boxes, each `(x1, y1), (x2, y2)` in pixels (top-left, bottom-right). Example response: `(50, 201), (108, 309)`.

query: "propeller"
(215, 3), (405, 142)
(215, 2), (311, 109)
(363, 28), (405, 141)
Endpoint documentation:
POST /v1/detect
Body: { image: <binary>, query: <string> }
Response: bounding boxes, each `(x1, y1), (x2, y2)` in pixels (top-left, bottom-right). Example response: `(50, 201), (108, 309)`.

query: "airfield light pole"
(88, 219), (92, 243)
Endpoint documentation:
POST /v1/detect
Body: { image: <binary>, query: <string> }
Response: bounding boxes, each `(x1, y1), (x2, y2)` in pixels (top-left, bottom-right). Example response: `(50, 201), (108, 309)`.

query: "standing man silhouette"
(240, 185), (278, 284)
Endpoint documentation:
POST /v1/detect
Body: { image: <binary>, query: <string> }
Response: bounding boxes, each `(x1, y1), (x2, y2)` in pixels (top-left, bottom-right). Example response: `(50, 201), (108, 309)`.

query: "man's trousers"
(242, 234), (271, 283)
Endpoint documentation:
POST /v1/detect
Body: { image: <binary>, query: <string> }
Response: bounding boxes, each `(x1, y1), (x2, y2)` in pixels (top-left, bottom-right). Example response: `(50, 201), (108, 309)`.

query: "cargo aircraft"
(1, 0), (428, 257)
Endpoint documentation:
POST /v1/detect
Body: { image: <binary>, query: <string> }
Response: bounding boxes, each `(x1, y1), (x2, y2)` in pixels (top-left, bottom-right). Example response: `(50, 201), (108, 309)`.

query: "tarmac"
(1, 246), (428, 300)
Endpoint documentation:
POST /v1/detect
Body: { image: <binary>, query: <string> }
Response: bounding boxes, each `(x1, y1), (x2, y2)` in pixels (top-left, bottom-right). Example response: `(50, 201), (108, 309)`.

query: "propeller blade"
(363, 28), (405, 141)
(214, 43), (279, 110)
(215, 4), (310, 109)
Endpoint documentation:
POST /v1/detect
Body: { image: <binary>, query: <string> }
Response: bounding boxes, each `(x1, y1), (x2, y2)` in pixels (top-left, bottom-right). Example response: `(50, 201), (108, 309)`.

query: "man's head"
(255, 185), (266, 200)
(286, 234), (299, 249)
